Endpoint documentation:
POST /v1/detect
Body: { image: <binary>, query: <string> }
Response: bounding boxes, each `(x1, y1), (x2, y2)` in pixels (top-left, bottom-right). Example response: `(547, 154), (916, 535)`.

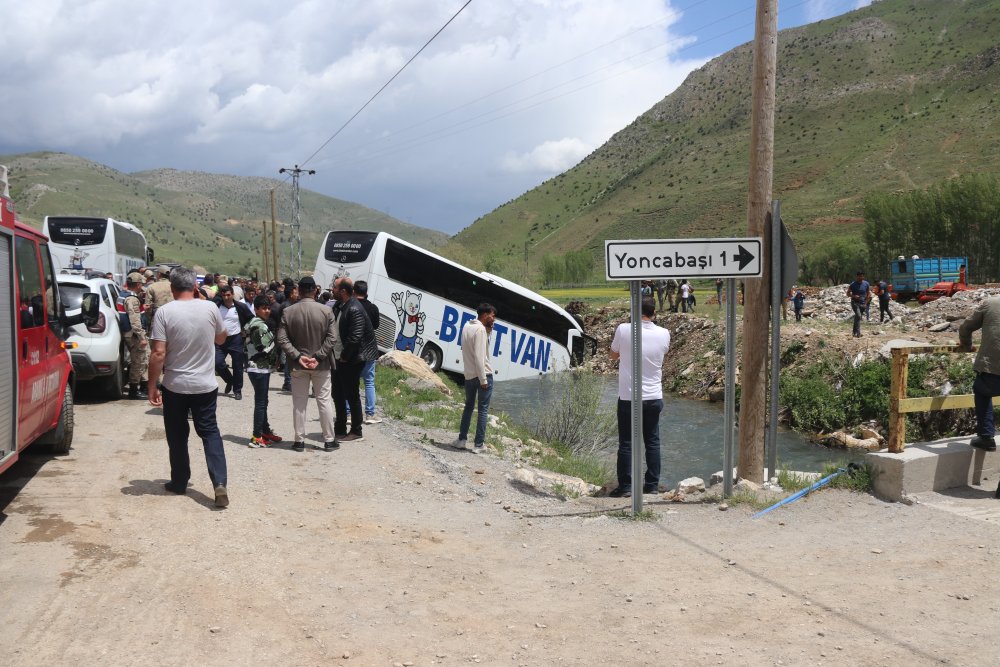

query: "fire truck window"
(39, 244), (60, 326)
(15, 236), (45, 328)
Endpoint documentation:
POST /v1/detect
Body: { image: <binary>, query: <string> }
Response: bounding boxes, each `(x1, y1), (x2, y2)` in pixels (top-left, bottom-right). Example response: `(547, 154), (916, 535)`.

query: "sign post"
(629, 280), (643, 516)
(606, 238), (762, 510)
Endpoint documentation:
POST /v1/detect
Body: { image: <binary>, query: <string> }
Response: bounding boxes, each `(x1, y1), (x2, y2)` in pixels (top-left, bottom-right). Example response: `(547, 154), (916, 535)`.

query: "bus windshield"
(324, 231), (378, 264)
(45, 218), (109, 246)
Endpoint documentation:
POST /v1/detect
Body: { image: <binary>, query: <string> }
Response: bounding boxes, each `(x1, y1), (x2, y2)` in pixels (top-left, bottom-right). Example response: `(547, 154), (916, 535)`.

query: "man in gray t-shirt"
(148, 267), (230, 508)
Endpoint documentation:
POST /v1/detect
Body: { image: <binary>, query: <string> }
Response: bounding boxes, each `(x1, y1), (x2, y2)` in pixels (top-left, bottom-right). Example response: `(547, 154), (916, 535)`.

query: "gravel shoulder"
(1, 384), (999, 666)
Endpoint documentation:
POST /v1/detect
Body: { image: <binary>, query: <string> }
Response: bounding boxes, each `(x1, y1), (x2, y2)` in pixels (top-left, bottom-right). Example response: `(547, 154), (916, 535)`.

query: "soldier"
(124, 272), (149, 400)
(665, 278), (679, 312)
(145, 264), (174, 326)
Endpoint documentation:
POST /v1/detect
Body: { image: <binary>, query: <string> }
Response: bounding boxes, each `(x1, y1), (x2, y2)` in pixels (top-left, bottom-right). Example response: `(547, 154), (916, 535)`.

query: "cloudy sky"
(0, 0), (871, 234)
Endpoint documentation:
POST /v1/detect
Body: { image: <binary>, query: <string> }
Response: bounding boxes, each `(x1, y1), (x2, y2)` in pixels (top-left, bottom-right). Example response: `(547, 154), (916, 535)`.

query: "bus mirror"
(147, 248), (155, 263)
(80, 293), (100, 328)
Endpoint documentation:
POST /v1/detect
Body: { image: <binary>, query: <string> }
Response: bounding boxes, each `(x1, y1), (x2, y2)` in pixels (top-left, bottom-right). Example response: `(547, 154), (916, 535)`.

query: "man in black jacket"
(355, 280), (382, 424)
(332, 280), (379, 441)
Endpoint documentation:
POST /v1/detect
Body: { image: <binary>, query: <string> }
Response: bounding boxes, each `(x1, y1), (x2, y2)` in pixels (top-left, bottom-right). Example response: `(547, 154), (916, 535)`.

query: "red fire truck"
(0, 166), (98, 475)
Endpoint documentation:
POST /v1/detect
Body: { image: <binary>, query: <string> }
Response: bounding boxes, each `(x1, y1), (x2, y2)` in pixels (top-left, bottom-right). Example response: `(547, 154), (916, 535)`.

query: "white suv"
(57, 274), (127, 398)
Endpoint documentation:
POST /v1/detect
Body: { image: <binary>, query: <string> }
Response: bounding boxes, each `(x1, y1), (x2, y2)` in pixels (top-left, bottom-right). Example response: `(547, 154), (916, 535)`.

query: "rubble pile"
(808, 285), (908, 322)
(901, 288), (1000, 332)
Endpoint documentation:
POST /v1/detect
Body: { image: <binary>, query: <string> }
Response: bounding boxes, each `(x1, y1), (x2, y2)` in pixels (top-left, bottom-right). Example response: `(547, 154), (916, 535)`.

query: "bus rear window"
(324, 232), (378, 263)
(46, 218), (108, 246)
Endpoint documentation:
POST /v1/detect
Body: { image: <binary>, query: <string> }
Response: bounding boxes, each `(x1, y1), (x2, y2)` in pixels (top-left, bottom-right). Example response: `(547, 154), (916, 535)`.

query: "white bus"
(313, 231), (596, 381)
(42, 216), (154, 285)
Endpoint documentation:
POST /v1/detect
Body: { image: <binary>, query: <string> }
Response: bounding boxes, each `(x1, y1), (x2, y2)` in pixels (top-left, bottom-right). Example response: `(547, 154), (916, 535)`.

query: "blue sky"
(0, 0), (873, 234)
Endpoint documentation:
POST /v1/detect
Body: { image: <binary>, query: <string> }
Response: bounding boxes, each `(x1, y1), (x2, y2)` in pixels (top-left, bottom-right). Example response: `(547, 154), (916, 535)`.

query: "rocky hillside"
(452, 0), (1000, 282)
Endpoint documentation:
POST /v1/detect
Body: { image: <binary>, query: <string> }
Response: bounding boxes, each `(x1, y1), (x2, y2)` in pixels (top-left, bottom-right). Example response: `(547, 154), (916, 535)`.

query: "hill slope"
(452, 0), (1000, 282)
(2, 152), (448, 275)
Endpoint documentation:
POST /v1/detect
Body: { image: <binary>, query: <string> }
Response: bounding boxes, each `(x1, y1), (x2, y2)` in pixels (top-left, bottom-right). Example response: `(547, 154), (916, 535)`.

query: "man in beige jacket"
(453, 303), (496, 453)
(277, 276), (339, 452)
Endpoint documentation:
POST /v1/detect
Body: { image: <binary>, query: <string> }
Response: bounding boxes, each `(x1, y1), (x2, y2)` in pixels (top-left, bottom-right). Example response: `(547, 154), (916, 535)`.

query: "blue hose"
(751, 468), (846, 519)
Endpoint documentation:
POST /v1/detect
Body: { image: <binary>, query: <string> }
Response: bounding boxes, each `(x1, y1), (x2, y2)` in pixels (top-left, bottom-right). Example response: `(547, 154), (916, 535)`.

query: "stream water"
(491, 375), (864, 488)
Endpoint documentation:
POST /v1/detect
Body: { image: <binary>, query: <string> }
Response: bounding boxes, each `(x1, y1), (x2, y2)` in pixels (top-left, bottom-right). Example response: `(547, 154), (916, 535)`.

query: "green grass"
(776, 466), (815, 493)
(536, 448), (611, 488)
(373, 364), (611, 489)
(824, 462), (875, 493)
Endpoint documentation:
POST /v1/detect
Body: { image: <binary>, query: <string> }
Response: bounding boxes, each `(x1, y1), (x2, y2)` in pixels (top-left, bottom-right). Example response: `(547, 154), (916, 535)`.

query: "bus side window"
(15, 236), (45, 328)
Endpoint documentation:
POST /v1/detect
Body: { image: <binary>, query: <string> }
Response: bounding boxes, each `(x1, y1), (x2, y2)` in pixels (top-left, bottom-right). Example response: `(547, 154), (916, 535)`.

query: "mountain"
(450, 0), (1000, 282)
(1, 151), (448, 275)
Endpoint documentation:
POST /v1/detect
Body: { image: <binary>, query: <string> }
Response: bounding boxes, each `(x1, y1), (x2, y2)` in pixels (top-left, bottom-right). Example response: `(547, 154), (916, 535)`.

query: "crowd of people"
(118, 265), (383, 507)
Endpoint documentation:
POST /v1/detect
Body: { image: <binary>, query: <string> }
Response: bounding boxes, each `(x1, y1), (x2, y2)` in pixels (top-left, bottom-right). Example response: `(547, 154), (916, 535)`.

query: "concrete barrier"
(866, 437), (999, 501)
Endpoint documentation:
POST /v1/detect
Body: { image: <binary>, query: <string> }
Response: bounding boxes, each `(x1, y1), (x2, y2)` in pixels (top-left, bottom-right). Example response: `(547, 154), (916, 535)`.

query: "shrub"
(527, 370), (617, 458)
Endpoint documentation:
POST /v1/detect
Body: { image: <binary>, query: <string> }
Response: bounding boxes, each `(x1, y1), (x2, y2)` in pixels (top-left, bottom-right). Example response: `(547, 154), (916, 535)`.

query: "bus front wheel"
(420, 343), (443, 372)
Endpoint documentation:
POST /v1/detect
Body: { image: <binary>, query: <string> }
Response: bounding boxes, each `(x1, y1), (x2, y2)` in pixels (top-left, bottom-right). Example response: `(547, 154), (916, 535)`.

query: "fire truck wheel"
(47, 386), (75, 455)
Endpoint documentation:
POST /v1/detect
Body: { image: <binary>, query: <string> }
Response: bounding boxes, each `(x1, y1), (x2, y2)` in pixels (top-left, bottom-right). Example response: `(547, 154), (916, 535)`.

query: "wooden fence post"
(888, 348), (909, 453)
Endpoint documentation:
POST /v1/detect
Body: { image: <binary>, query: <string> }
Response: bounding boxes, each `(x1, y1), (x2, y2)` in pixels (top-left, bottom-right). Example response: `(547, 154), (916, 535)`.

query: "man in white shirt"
(214, 285), (251, 400)
(608, 298), (671, 497)
(453, 303), (496, 453)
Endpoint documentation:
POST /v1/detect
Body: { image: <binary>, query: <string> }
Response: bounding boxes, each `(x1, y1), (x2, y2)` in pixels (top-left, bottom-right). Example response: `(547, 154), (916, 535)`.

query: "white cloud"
(500, 138), (593, 174)
(0, 1), (712, 232)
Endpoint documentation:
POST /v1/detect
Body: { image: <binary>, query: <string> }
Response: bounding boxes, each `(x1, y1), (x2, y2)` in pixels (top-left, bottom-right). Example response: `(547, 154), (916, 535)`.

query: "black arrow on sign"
(733, 245), (755, 271)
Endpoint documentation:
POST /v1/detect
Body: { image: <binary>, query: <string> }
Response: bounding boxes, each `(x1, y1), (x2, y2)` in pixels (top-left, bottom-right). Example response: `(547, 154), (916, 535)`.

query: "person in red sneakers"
(245, 295), (282, 447)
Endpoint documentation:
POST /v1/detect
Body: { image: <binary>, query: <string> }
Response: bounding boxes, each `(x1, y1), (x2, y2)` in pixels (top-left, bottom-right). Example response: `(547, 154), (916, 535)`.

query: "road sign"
(605, 237), (763, 281)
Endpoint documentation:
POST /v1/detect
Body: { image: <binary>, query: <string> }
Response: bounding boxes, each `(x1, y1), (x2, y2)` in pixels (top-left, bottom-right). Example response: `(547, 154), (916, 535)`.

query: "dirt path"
(1, 384), (998, 666)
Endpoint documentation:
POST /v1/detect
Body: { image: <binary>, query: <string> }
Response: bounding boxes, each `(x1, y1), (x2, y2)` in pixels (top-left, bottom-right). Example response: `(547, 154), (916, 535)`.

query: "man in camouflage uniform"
(125, 272), (149, 400)
(145, 264), (173, 325)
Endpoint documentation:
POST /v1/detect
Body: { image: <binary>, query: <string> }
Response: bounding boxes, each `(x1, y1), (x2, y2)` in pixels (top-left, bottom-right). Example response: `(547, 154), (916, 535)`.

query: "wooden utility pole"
(262, 220), (270, 282)
(270, 188), (279, 281)
(739, 0), (778, 484)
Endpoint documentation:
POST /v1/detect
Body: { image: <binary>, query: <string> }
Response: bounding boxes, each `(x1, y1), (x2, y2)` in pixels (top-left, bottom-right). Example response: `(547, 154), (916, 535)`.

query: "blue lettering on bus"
(491, 322), (508, 357)
(442, 306), (552, 370)
(536, 339), (551, 370)
(440, 305), (460, 342)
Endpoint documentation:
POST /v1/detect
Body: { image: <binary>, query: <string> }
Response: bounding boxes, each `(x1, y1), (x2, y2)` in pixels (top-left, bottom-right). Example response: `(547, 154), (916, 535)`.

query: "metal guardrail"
(888, 344), (998, 452)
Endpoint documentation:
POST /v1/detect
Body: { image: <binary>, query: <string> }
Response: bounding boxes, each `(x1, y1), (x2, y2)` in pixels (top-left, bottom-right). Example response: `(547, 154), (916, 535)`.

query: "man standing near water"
(453, 303), (497, 453)
(608, 297), (671, 497)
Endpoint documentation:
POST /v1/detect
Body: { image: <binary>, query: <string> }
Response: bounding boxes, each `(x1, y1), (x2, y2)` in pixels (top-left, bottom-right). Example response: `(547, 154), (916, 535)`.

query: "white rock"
(511, 468), (599, 498)
(676, 477), (705, 494)
(735, 479), (760, 492)
(377, 349), (453, 395)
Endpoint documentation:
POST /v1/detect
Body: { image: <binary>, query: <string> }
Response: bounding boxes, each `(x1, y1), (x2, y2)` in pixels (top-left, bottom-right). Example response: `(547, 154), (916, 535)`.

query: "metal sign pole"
(723, 278), (738, 497)
(767, 200), (782, 481)
(630, 280), (644, 515)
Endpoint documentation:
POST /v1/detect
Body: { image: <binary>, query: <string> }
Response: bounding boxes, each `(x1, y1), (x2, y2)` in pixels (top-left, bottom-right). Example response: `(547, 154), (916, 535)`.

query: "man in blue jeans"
(847, 271), (870, 338)
(959, 295), (1000, 499)
(147, 267), (230, 508)
(355, 280), (382, 424)
(453, 303), (496, 453)
(608, 298), (671, 497)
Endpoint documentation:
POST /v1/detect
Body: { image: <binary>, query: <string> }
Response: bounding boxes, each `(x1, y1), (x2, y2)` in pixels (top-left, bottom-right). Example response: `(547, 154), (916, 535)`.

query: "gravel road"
(1, 382), (998, 666)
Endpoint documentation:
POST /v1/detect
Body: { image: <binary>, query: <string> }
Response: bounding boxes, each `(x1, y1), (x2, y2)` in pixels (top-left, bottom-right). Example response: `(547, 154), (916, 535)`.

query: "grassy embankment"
(373, 365), (612, 487)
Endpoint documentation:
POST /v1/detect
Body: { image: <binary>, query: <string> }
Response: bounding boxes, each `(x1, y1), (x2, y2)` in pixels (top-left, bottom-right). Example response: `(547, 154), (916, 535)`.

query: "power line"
(298, 0), (473, 169)
(315, 0), (854, 170)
